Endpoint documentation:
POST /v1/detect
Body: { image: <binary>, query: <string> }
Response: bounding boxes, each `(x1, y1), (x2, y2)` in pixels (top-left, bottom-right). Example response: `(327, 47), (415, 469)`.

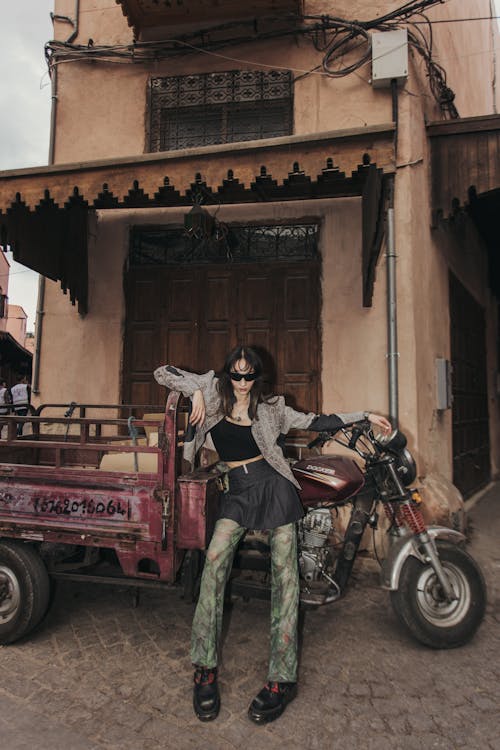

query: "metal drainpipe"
(386, 79), (399, 427)
(32, 3), (79, 394)
(386, 176), (398, 427)
(490, 0), (498, 114)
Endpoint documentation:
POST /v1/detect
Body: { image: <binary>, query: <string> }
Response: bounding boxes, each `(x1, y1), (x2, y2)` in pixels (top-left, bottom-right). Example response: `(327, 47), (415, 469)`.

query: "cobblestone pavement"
(1, 485), (499, 750)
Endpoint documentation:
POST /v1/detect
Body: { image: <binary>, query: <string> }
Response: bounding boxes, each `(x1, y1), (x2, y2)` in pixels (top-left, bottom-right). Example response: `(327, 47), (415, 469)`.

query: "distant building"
(0, 251), (32, 384)
(6, 304), (28, 348)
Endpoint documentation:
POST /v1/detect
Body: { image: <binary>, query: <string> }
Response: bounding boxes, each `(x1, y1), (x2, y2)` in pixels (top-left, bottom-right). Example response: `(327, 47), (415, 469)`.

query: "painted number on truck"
(33, 497), (128, 517)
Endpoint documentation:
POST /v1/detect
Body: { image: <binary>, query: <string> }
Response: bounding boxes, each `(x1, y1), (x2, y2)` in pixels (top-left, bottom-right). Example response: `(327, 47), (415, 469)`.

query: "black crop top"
(210, 418), (261, 461)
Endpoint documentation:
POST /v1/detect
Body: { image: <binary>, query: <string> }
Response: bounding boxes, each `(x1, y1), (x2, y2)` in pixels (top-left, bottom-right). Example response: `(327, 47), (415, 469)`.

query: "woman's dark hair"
(217, 345), (269, 419)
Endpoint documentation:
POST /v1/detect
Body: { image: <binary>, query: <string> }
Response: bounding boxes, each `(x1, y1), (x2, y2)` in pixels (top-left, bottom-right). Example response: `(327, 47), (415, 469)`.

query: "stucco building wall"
(39, 198), (390, 421)
(52, 0), (498, 166)
(40, 0), (500, 491)
(6, 305), (27, 347)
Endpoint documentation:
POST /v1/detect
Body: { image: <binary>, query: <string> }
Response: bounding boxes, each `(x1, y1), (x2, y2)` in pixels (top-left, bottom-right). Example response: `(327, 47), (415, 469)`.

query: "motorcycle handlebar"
(306, 420), (371, 450)
(307, 432), (329, 449)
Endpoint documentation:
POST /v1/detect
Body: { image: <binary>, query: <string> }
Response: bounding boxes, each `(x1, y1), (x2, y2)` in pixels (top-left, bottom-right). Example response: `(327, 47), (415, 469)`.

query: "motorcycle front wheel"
(390, 541), (486, 649)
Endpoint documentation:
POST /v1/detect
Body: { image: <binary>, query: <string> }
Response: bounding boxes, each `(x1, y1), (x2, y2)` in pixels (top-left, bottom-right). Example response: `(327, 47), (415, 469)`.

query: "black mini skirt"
(218, 459), (304, 530)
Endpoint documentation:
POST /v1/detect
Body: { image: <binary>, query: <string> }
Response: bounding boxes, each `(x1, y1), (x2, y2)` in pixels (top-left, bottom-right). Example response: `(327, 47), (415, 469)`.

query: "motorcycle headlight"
(395, 448), (417, 486)
(375, 428), (407, 451)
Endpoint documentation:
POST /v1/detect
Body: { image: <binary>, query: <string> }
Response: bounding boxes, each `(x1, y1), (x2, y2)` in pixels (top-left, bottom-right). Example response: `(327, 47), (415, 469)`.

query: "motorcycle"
(228, 420), (487, 649)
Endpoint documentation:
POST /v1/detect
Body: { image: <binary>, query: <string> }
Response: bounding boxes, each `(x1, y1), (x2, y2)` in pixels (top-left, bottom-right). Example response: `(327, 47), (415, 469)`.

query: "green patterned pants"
(191, 518), (299, 682)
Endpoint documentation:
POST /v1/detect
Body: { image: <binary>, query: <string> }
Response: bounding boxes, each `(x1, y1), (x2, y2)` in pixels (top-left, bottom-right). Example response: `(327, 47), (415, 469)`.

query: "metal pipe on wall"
(386, 176), (399, 427)
(31, 275), (45, 395)
(32, 2), (80, 394)
(385, 79), (399, 427)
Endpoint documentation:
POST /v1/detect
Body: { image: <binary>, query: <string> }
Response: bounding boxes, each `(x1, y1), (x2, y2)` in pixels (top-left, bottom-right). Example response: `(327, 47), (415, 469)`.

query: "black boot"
(193, 666), (220, 721)
(248, 681), (297, 724)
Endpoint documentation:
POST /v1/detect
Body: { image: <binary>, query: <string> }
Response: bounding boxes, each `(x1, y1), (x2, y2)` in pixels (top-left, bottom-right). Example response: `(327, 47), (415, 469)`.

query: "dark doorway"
(449, 272), (490, 497)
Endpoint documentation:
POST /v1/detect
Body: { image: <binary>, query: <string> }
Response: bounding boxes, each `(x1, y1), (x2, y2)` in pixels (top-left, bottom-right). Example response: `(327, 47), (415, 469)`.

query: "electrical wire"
(43, 0), (496, 119)
(411, 15), (500, 23)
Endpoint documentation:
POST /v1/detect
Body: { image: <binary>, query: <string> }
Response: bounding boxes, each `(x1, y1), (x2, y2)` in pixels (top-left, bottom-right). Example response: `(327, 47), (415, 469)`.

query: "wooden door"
(449, 273), (490, 497)
(123, 260), (321, 412)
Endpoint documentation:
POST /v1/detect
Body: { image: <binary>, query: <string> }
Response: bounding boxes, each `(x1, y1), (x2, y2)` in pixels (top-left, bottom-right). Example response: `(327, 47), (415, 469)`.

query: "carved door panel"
(277, 264), (320, 411)
(123, 269), (161, 407)
(197, 267), (237, 373)
(123, 260), (320, 413)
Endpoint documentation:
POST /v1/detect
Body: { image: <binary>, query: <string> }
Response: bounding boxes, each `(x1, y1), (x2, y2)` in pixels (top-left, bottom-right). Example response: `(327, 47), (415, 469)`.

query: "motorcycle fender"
(380, 526), (466, 591)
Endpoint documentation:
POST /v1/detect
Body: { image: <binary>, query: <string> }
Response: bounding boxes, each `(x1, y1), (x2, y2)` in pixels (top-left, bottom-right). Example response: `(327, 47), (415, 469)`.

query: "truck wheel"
(390, 541), (486, 649)
(0, 540), (51, 645)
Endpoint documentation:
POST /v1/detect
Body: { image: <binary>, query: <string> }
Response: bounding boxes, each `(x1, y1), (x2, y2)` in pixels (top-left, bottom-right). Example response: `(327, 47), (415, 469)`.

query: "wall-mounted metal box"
(436, 358), (453, 410)
(371, 30), (408, 88)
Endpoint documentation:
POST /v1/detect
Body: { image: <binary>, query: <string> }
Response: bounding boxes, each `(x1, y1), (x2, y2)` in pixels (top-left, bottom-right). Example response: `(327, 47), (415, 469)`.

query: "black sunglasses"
(229, 372), (257, 382)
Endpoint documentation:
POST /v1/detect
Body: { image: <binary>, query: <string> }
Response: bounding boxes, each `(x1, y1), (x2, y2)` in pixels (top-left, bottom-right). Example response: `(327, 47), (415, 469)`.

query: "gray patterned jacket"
(154, 365), (365, 488)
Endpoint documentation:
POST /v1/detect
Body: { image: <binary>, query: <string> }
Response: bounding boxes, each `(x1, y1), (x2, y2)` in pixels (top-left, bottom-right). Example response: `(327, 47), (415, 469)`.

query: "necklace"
(231, 402), (249, 422)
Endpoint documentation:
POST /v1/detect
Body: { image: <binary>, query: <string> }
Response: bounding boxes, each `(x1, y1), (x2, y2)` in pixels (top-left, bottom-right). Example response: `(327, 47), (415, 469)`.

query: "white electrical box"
(371, 30), (408, 88)
(436, 358), (453, 410)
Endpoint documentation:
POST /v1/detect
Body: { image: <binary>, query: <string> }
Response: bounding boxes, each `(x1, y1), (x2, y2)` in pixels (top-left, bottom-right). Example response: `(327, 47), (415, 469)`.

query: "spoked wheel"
(0, 540), (51, 645)
(391, 541), (487, 649)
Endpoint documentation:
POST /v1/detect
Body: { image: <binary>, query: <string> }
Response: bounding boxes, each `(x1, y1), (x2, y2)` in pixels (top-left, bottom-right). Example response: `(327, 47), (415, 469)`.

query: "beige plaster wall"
(320, 198), (389, 416)
(432, 218), (500, 480)
(37, 198), (389, 421)
(43, 0), (499, 486)
(52, 36), (394, 165)
(392, 40), (500, 483)
(51, 0), (498, 167)
(37, 211), (125, 405)
(6, 306), (27, 346)
(428, 0), (498, 118)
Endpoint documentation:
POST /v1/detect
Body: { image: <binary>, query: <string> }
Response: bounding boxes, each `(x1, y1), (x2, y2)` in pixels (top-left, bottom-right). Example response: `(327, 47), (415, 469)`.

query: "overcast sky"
(0, 2), (499, 331)
(0, 2), (53, 332)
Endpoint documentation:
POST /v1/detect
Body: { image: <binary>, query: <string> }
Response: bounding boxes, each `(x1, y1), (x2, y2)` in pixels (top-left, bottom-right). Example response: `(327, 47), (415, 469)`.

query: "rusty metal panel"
(177, 471), (222, 549)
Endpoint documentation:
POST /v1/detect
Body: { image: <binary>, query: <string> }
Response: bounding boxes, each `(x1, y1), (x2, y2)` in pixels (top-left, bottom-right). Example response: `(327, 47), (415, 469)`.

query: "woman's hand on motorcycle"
(367, 413), (392, 434)
(190, 389), (206, 426)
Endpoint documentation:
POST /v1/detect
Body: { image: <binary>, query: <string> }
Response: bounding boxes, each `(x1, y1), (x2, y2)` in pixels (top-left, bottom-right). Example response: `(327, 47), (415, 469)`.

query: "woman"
(154, 346), (390, 724)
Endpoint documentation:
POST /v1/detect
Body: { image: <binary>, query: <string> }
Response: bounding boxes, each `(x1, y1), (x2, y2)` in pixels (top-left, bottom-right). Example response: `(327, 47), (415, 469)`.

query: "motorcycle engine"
(298, 508), (335, 583)
(301, 507), (332, 547)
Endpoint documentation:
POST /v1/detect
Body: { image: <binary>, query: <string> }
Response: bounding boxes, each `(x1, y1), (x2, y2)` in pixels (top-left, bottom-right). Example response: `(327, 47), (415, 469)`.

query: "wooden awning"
(428, 114), (500, 296)
(0, 331), (33, 372)
(116, 0), (303, 38)
(0, 125), (395, 314)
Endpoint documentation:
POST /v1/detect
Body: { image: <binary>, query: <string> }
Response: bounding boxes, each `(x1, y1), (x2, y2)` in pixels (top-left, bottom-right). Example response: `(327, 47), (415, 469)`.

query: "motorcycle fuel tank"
(292, 455), (365, 505)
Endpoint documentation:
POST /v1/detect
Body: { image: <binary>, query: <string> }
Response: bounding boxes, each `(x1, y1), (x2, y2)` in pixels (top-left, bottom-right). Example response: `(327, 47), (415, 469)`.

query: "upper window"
(148, 70), (293, 152)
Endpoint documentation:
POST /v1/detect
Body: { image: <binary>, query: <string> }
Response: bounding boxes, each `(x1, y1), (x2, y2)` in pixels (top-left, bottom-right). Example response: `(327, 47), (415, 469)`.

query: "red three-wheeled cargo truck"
(0, 391), (220, 644)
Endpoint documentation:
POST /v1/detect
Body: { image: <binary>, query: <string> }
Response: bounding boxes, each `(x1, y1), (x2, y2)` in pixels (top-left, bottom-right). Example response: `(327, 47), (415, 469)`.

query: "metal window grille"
(149, 70), (293, 152)
(130, 224), (318, 266)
